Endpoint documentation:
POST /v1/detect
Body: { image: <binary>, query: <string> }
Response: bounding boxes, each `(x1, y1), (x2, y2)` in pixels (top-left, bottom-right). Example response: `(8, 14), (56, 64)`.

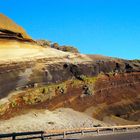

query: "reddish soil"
(0, 72), (140, 122)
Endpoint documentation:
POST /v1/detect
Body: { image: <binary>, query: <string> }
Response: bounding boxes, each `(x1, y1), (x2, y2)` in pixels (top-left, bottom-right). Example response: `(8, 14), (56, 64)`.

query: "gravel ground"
(0, 108), (107, 133)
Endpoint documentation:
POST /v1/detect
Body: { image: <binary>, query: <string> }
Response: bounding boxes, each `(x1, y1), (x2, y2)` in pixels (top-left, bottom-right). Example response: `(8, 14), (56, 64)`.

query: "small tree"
(51, 43), (59, 50)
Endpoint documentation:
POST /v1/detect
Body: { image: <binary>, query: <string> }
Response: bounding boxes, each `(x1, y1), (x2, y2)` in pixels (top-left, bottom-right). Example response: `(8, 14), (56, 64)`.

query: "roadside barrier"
(0, 125), (140, 139)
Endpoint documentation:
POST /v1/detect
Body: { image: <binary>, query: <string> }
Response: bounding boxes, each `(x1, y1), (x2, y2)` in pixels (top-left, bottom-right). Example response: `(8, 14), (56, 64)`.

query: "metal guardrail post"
(81, 130), (84, 135)
(12, 133), (16, 140)
(97, 128), (99, 134)
(112, 128), (115, 133)
(41, 132), (44, 140)
(63, 131), (66, 139)
(126, 127), (128, 132)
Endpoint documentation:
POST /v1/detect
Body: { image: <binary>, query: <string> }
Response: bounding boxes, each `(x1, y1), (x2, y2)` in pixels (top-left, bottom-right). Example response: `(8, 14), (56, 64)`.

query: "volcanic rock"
(0, 13), (30, 40)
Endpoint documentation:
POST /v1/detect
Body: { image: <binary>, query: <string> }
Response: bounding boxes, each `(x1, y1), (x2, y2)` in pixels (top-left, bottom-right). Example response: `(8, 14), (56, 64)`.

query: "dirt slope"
(0, 108), (107, 133)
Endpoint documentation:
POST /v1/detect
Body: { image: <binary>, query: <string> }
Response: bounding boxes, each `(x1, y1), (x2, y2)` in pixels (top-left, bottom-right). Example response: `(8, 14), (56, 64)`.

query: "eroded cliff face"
(0, 55), (140, 125)
(0, 13), (140, 126)
(0, 55), (139, 99)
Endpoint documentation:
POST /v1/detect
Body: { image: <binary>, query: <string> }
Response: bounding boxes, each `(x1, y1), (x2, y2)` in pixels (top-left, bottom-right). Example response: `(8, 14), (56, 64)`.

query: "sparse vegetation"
(0, 76), (99, 114)
(82, 75), (98, 84)
(36, 40), (51, 47)
(51, 43), (59, 49)
(11, 100), (17, 108)
(108, 71), (115, 77)
(51, 42), (79, 53)
(60, 45), (79, 53)
(132, 59), (140, 63)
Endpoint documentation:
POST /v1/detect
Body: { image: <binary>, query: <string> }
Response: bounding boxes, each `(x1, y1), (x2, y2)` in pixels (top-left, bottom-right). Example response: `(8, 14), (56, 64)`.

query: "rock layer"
(0, 13), (30, 39)
(0, 14), (140, 127)
(0, 55), (140, 125)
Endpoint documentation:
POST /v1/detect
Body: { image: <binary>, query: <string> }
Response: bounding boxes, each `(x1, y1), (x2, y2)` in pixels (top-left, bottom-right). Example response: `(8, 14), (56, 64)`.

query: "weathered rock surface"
(36, 40), (79, 53)
(0, 54), (140, 125)
(0, 14), (140, 129)
(0, 13), (30, 40)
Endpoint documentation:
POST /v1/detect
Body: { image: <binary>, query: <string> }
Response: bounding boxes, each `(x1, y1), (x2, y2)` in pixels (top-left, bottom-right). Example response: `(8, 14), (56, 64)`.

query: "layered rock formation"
(0, 14), (140, 132)
(0, 55), (140, 124)
(0, 13), (30, 40)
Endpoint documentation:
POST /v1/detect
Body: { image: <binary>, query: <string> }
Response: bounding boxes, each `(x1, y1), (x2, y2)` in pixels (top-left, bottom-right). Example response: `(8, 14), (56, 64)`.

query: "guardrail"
(0, 131), (44, 140)
(45, 125), (140, 139)
(0, 125), (140, 139)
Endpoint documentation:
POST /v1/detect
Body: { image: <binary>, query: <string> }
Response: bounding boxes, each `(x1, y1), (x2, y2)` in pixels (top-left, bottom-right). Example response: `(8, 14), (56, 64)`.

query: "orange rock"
(0, 13), (31, 39)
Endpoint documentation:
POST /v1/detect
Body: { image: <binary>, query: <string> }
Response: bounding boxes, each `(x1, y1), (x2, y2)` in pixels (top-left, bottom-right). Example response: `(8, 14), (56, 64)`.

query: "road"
(82, 131), (140, 140)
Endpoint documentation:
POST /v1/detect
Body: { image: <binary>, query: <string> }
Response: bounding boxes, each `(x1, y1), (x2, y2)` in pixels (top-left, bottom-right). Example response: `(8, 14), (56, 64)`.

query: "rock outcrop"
(0, 55), (140, 125)
(36, 41), (79, 53)
(36, 40), (51, 47)
(0, 14), (140, 128)
(51, 43), (79, 53)
(0, 13), (31, 40)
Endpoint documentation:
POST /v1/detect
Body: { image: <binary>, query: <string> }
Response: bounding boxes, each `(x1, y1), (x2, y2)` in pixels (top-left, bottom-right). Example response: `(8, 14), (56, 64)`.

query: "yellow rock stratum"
(0, 13), (30, 39)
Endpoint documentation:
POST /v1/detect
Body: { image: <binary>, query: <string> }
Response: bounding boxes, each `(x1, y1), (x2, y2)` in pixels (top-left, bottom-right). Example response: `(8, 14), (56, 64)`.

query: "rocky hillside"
(0, 14), (140, 132)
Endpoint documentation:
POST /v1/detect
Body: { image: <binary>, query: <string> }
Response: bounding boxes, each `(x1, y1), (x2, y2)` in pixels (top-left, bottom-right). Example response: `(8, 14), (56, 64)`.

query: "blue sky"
(0, 0), (140, 59)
